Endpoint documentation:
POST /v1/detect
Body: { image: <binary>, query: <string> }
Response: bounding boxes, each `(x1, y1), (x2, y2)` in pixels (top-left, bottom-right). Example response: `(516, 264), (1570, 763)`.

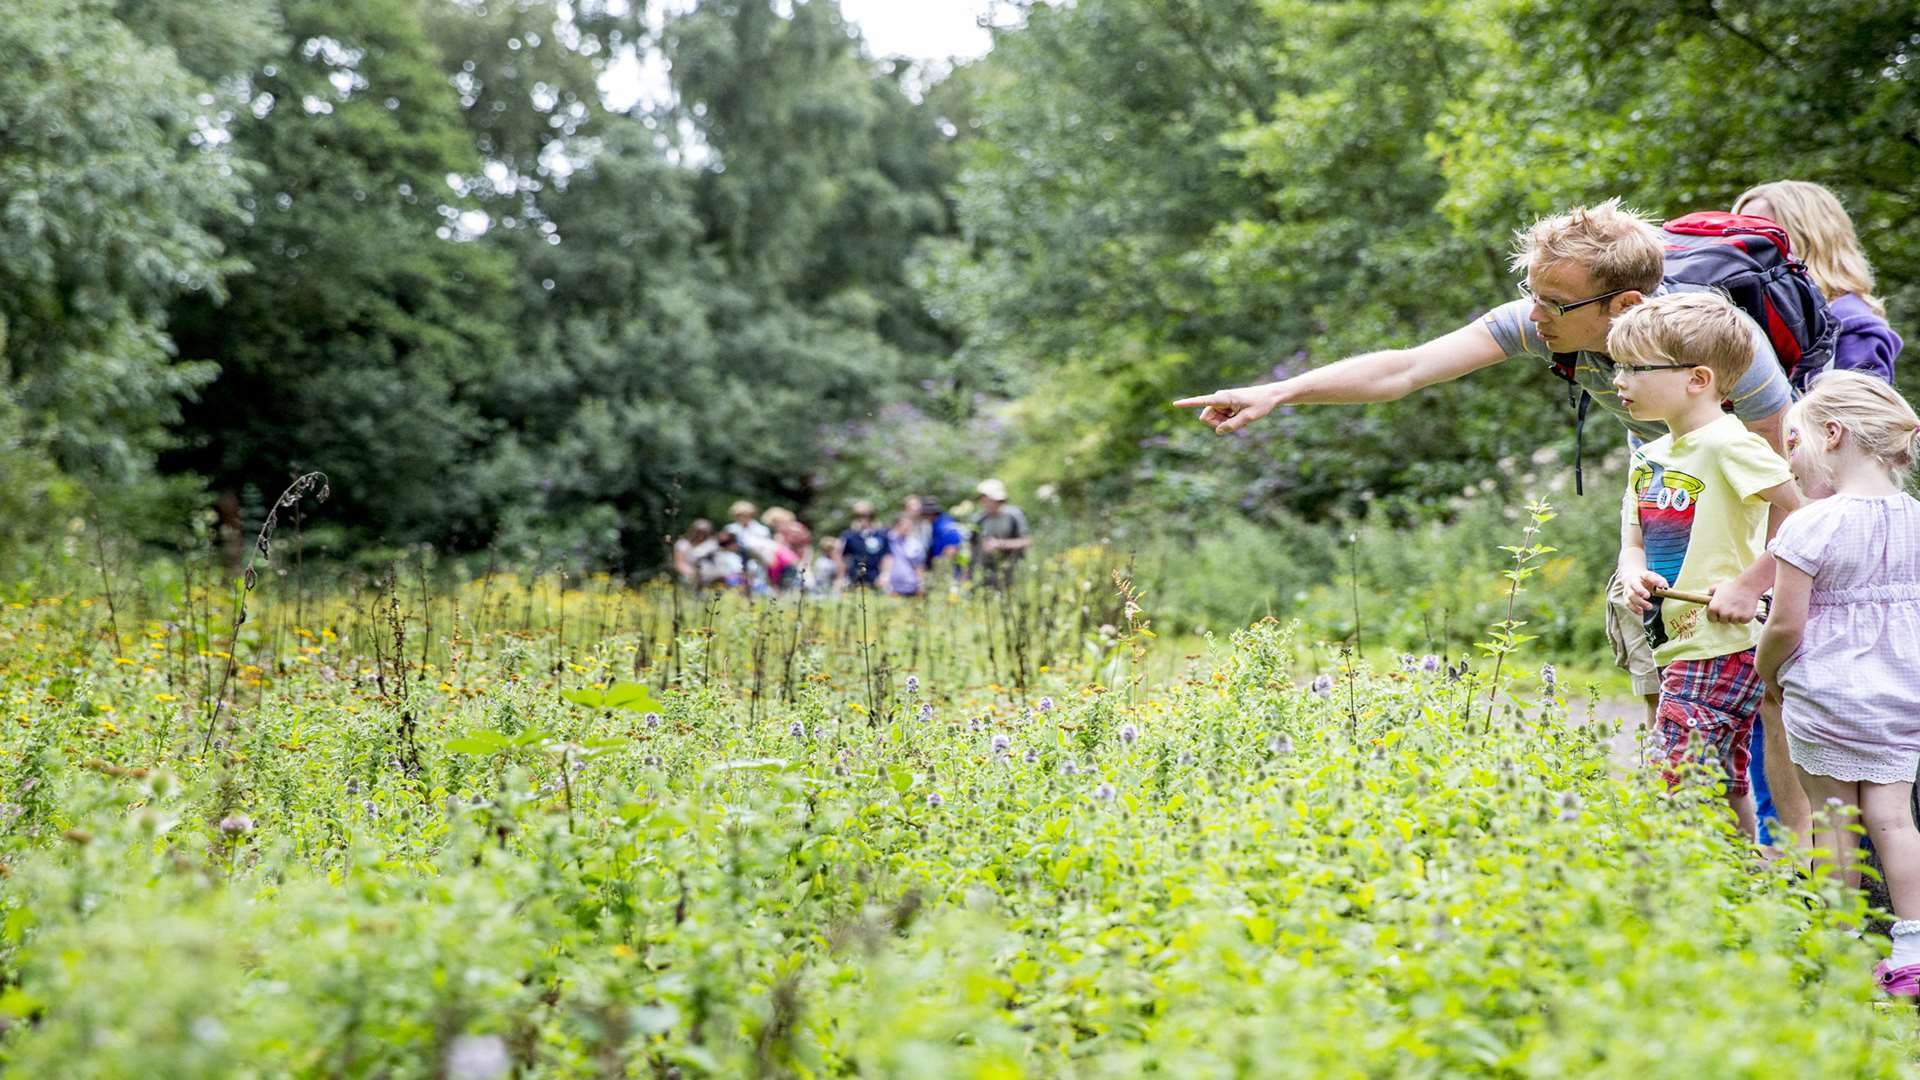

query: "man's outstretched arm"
(1173, 320), (1510, 434)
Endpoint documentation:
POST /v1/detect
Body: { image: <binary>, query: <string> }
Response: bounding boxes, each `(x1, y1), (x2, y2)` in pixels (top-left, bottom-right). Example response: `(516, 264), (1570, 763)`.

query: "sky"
(837, 0), (1014, 61)
(599, 0), (1021, 112)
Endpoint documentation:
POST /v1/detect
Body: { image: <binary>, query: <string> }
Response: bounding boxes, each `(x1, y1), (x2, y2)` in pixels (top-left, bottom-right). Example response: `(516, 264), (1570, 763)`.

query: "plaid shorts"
(1655, 649), (1762, 797)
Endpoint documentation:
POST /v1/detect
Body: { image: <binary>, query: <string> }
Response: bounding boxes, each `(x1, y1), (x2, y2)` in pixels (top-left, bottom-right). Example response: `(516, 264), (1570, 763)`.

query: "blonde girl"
(1733, 180), (1902, 381)
(1754, 371), (1920, 994)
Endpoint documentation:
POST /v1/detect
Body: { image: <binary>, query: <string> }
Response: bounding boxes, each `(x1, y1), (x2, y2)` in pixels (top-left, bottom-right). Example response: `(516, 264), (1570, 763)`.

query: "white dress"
(1770, 493), (1920, 783)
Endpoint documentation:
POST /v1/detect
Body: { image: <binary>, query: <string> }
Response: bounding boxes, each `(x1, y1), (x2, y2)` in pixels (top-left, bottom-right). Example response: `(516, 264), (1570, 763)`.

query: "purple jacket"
(1830, 293), (1903, 383)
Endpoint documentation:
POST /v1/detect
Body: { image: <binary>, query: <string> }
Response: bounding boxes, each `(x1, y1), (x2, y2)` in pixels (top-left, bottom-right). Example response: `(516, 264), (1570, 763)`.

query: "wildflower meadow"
(0, 519), (1913, 1077)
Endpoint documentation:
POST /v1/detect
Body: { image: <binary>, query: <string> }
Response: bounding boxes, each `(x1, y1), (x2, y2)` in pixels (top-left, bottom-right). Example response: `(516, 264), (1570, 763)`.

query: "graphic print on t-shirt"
(1630, 460), (1704, 649)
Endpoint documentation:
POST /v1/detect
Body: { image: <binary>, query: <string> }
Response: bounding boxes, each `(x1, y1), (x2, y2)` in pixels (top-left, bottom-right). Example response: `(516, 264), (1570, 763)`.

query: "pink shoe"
(1874, 960), (1920, 996)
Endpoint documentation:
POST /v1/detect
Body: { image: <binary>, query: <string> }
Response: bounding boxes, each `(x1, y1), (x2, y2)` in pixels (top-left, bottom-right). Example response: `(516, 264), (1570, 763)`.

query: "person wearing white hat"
(971, 478), (1030, 588)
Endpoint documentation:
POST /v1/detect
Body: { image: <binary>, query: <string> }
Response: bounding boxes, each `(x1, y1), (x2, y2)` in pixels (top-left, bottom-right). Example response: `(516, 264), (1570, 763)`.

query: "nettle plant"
(0, 550), (1910, 1076)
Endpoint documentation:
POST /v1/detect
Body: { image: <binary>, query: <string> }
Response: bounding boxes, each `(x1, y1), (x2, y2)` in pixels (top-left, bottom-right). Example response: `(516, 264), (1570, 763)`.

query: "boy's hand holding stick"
(1650, 586), (1772, 623)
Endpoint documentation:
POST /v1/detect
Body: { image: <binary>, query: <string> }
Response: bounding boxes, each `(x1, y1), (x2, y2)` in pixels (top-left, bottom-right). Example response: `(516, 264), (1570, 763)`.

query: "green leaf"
(444, 731), (511, 755)
(561, 682), (663, 713)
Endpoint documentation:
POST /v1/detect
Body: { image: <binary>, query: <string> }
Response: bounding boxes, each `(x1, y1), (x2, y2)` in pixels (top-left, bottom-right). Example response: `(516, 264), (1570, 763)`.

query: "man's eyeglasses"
(1518, 280), (1630, 317)
(1612, 360), (1701, 376)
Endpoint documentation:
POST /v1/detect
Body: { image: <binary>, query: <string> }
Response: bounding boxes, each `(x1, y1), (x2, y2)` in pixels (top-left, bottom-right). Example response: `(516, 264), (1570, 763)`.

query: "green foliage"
(0, 0), (266, 551)
(0, 564), (1910, 1073)
(929, 0), (1919, 529)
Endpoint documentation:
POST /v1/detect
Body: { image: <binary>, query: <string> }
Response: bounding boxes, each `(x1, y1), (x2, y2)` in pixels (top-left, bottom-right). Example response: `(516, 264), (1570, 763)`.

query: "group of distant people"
(671, 479), (1033, 596)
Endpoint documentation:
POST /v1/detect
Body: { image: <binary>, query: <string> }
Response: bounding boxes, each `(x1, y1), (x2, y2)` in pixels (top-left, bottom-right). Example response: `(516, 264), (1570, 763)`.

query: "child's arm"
(1708, 480), (1802, 623)
(1616, 520), (1666, 614)
(1754, 560), (1812, 688)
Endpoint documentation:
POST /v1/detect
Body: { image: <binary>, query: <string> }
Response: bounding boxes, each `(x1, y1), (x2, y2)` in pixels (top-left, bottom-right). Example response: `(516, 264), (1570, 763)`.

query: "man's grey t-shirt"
(1481, 288), (1794, 443)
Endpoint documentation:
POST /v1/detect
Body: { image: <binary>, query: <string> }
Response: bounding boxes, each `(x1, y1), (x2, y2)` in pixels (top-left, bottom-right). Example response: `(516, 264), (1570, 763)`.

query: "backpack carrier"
(1550, 211), (1837, 494)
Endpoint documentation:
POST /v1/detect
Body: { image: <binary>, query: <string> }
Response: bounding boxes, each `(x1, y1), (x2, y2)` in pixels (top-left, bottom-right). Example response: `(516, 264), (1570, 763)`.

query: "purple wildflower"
(925, 791), (944, 808)
(1310, 674), (1334, 696)
(1036, 696), (1054, 712)
(1092, 782), (1116, 802)
(218, 813), (253, 835)
(921, 703), (935, 723)
(991, 733), (1011, 755)
(1540, 664), (1557, 690)
(1420, 654), (1441, 672)
(1119, 723), (1138, 747)
(789, 720), (806, 738)
(1023, 748), (1038, 764)
(1062, 760), (1080, 777)
(904, 675), (920, 695)
(644, 712), (661, 729)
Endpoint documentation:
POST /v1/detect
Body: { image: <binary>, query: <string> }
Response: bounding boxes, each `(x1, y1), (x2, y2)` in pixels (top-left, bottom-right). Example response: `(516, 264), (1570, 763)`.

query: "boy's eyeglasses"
(1518, 280), (1630, 317)
(1612, 361), (1701, 376)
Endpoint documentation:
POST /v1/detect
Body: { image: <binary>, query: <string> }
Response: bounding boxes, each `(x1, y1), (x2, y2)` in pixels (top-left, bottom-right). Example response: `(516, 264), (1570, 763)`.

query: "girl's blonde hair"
(1793, 370), (1920, 480)
(1732, 180), (1885, 318)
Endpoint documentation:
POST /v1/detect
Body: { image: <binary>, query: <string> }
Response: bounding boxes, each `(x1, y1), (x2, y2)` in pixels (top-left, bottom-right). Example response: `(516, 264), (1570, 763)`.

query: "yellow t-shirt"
(1621, 413), (1791, 665)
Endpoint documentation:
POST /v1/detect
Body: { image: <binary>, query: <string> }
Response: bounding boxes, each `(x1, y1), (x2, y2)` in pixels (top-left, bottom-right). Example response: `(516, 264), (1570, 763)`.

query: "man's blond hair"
(1606, 292), (1754, 391)
(1510, 197), (1666, 294)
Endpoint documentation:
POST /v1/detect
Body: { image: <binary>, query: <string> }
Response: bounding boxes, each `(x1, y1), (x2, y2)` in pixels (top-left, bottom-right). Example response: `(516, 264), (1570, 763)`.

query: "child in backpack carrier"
(1754, 371), (1920, 997)
(1612, 294), (1803, 837)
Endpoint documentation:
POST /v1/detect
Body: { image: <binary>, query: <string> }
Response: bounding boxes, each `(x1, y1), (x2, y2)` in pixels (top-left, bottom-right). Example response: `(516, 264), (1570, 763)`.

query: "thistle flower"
(1092, 782), (1116, 802)
(990, 733), (1011, 756)
(218, 813), (253, 835)
(445, 1034), (510, 1080)
(1119, 723), (1138, 747)
(1310, 674), (1334, 696)
(925, 791), (944, 808)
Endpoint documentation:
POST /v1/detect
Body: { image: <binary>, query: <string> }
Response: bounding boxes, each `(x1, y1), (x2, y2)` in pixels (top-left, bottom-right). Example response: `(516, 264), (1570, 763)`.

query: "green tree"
(0, 0), (270, 550)
(165, 0), (516, 548)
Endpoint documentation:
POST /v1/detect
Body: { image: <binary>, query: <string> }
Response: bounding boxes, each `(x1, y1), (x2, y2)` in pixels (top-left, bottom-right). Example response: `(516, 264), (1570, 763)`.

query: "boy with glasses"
(1610, 293), (1801, 836)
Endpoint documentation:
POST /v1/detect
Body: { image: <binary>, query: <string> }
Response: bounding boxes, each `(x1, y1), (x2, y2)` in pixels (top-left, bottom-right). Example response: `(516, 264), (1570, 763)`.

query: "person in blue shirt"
(835, 500), (890, 588)
(918, 495), (967, 576)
